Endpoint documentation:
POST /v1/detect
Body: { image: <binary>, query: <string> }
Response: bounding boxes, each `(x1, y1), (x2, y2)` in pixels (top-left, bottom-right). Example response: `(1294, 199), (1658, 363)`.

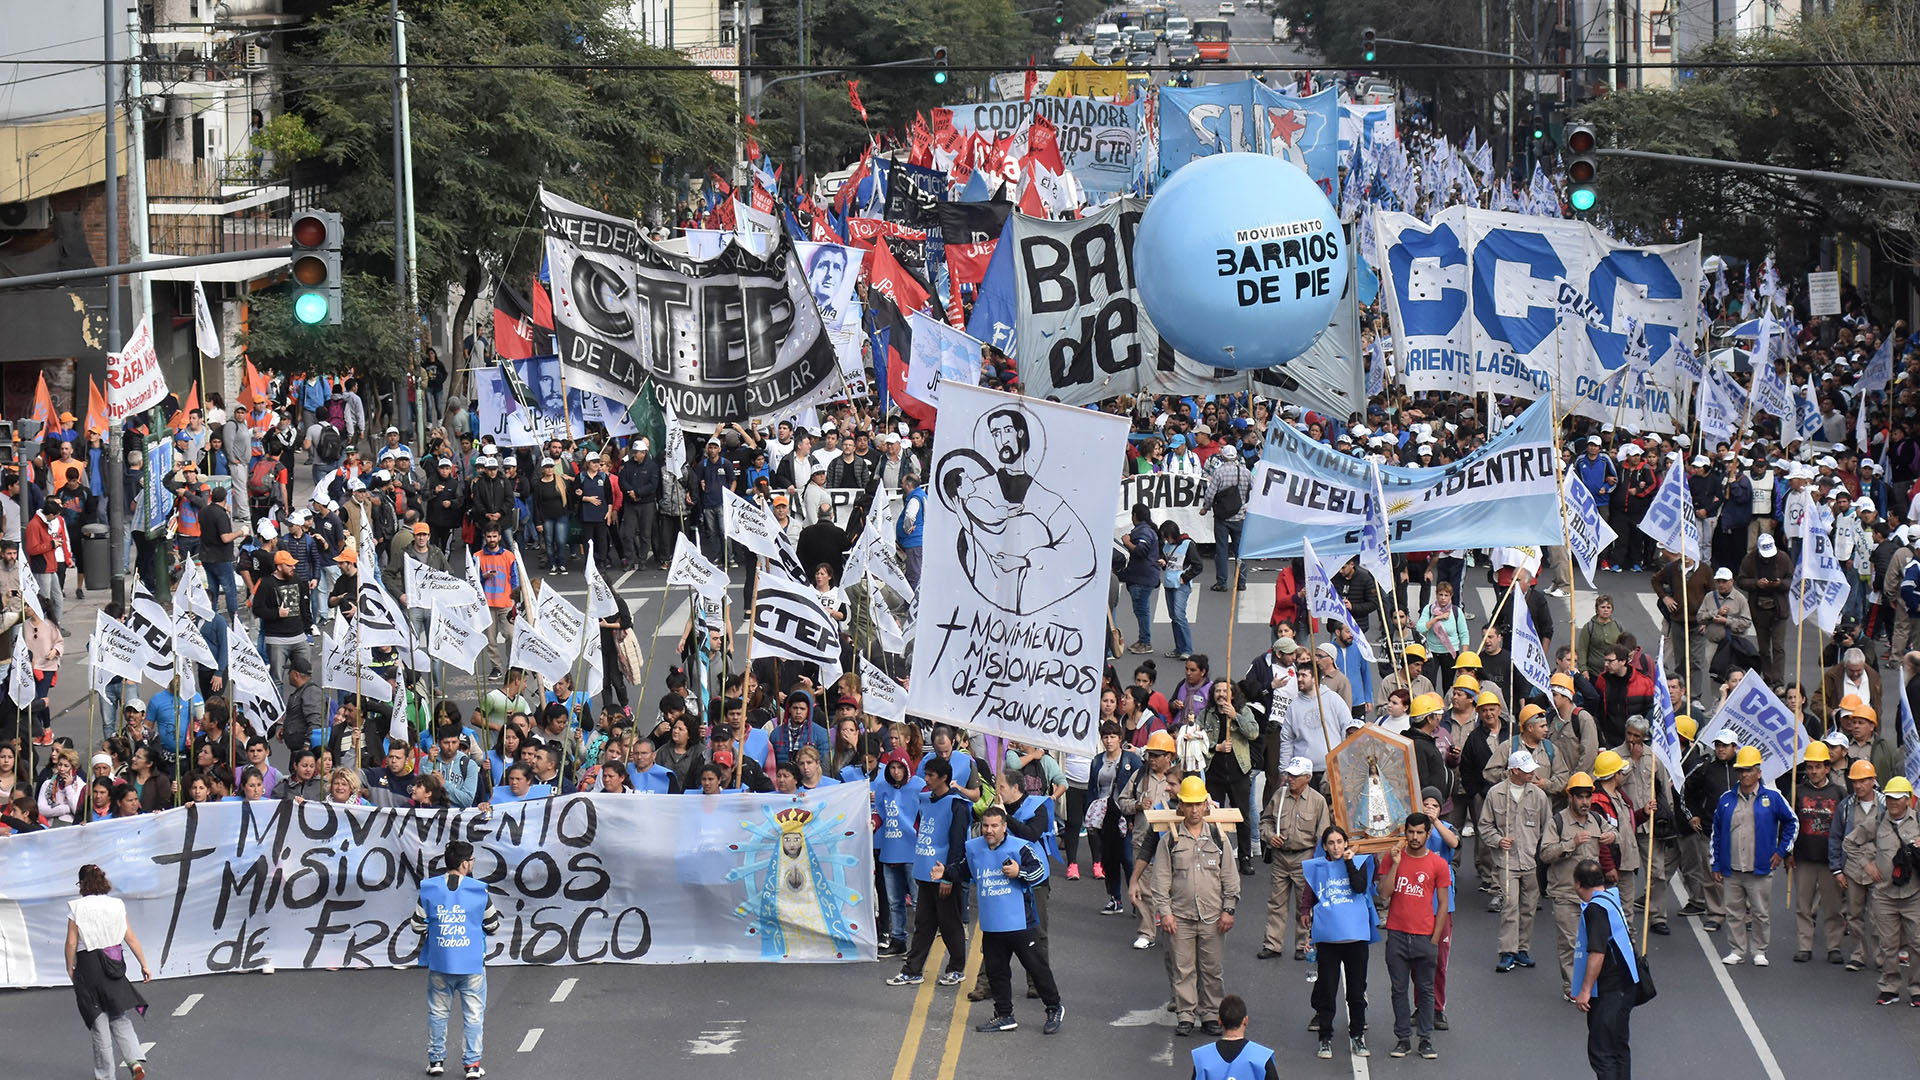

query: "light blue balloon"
(1135, 153), (1348, 369)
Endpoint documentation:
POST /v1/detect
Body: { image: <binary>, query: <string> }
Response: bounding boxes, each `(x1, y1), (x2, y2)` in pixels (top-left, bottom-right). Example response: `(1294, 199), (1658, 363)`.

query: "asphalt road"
(16, 539), (1919, 1078)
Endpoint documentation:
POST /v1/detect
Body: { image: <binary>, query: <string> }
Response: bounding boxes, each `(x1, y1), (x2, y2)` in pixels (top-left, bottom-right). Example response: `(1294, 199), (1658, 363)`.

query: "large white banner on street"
(0, 788), (874, 988)
(1114, 470), (1212, 538)
(908, 384), (1126, 755)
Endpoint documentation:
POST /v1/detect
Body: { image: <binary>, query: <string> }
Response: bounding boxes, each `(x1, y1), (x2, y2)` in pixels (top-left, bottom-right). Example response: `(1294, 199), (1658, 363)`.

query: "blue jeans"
(426, 970), (487, 1066)
(204, 560), (239, 620)
(881, 862), (913, 944)
(1213, 516), (1244, 587)
(1164, 582), (1193, 655)
(1126, 583), (1155, 646)
(540, 516), (570, 571)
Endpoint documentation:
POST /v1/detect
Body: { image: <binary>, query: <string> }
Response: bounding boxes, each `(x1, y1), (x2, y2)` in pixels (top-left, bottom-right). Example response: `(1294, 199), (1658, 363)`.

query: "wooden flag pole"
(1640, 753), (1658, 950)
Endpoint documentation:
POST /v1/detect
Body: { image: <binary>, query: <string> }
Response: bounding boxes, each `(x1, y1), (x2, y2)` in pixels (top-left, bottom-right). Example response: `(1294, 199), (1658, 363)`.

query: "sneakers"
(1419, 1039), (1437, 1060)
(1495, 953), (1516, 973)
(1100, 898), (1125, 915)
(1722, 951), (1743, 966)
(1679, 901), (1708, 917)
(1317, 1037), (1334, 1059)
(975, 1014), (1018, 1033)
(1127, 642), (1154, 654)
(1846, 959), (1866, 972)
(32, 729), (53, 746)
(1131, 934), (1154, 950)
(1514, 950), (1535, 968)
(937, 970), (966, 986)
(1828, 950), (1844, 965)
(1200, 1020), (1224, 1036)
(887, 972), (925, 986)
(1066, 863), (1081, 880)
(464, 1066), (485, 1080)
(1792, 950), (1812, 963)
(1878, 991), (1900, 1006)
(1432, 1009), (1449, 1031)
(1043, 1005), (1065, 1035)
(1351, 1035), (1370, 1057)
(877, 940), (906, 958)
(1092, 862), (1105, 880)
(1390, 1038), (1412, 1058)
(131, 1067), (146, 1080)
(1702, 919), (1722, 932)
(427, 1064), (445, 1077)
(1752, 953), (1770, 967)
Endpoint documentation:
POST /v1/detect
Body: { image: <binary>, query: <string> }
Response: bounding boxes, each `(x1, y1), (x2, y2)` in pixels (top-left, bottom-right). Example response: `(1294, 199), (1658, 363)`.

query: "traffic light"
(932, 45), (949, 85)
(1361, 27), (1377, 64)
(289, 209), (343, 326)
(1564, 123), (1599, 212)
(1053, 1), (1064, 26)
(1531, 108), (1546, 142)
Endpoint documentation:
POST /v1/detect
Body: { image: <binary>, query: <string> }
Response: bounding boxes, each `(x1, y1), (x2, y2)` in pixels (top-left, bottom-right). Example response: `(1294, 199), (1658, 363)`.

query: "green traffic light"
(294, 292), (330, 324)
(1363, 49), (1375, 62)
(933, 70), (948, 84)
(1569, 189), (1597, 212)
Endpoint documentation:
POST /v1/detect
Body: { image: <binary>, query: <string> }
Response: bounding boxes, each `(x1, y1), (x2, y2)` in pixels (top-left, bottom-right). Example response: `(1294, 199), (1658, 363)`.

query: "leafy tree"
(285, 0), (739, 354)
(240, 273), (417, 379)
(1802, 0), (1920, 270)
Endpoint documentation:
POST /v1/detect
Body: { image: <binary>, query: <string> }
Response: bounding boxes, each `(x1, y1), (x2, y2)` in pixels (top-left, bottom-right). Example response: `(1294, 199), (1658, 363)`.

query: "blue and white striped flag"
(1649, 637), (1685, 782)
(1637, 457), (1701, 563)
(1860, 332), (1894, 394)
(1901, 682), (1920, 785)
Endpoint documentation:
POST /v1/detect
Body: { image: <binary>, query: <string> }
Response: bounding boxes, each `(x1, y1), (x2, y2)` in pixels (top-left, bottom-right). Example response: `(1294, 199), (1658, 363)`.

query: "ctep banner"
(0, 787), (874, 988)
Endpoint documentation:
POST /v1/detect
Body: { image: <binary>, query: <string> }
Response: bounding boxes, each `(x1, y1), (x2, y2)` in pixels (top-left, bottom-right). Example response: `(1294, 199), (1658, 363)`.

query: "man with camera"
(1843, 776), (1920, 1006)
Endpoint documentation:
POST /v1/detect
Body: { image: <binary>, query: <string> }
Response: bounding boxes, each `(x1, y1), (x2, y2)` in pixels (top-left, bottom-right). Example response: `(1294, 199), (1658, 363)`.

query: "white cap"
(479, 455), (500, 467)
(822, 421), (837, 432)
(288, 509), (311, 525)
(1587, 435), (1602, 445)
(1823, 730), (1849, 747)
(1757, 534), (1777, 557)
(1690, 455), (1710, 467)
(1219, 444), (1238, 459)
(385, 426), (400, 435)
(1285, 756), (1314, 777)
(257, 520), (277, 541)
(125, 697), (146, 712)
(347, 478), (368, 492)
(541, 458), (557, 468)
(1621, 444), (1643, 457)
(1673, 435), (1691, 447)
(1508, 749), (1540, 773)
(1857, 498), (1877, 513)
(884, 433), (901, 444)
(372, 469), (392, 482)
(1711, 729), (1739, 745)
(1714, 566), (1734, 581)
(1818, 455), (1839, 468)
(1316, 641), (1339, 658)
(810, 462), (827, 476)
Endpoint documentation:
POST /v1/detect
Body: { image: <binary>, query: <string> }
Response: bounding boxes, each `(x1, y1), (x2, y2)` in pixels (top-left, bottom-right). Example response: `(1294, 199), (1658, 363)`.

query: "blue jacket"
(1712, 785), (1798, 875)
(896, 487), (926, 549)
(1573, 453), (1617, 498)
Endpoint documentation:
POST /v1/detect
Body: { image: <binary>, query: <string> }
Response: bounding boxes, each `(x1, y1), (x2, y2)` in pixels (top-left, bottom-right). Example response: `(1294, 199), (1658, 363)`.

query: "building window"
(1650, 7), (1673, 53)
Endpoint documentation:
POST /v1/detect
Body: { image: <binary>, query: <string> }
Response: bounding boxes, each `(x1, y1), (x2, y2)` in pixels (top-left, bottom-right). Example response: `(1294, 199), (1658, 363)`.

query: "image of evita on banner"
(0, 787), (874, 988)
(908, 383), (1128, 757)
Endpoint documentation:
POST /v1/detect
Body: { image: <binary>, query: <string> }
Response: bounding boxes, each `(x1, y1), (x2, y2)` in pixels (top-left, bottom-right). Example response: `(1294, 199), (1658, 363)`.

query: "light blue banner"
(1156, 82), (1337, 194)
(1242, 396), (1564, 561)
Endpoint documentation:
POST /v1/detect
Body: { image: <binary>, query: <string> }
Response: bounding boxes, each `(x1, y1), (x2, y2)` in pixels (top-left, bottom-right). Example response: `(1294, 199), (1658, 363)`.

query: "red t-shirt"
(1378, 849), (1452, 936)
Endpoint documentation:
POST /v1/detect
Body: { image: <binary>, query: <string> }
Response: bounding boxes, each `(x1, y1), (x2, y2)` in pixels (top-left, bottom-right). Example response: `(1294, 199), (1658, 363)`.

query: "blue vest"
(965, 835), (1042, 932)
(1302, 854), (1380, 944)
(897, 487), (926, 548)
(1572, 888), (1640, 997)
(919, 750), (974, 791)
(1009, 793), (1062, 864)
(493, 783), (553, 804)
(1191, 1039), (1276, 1080)
(419, 874), (490, 975)
(874, 775), (926, 863)
(913, 790), (968, 882)
(629, 763), (676, 793)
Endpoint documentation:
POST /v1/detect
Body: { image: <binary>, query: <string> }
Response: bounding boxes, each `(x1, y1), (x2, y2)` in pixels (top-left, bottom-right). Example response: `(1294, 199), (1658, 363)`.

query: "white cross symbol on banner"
(1490, 259), (1561, 322)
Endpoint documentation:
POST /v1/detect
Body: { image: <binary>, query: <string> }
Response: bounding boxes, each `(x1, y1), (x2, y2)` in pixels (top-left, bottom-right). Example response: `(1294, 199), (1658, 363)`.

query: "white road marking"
(688, 1025), (745, 1055)
(1671, 880), (1787, 1080)
(1149, 1039), (1174, 1066)
(614, 569), (635, 591)
(124, 1042), (155, 1066)
(1108, 1007), (1175, 1027)
(550, 977), (576, 1003)
(517, 1028), (544, 1053)
(172, 993), (202, 1017)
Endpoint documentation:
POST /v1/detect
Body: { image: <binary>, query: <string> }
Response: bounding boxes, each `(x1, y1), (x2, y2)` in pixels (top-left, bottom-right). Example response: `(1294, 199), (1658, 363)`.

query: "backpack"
(1179, 538), (1205, 584)
(248, 457), (278, 499)
(315, 425), (343, 463)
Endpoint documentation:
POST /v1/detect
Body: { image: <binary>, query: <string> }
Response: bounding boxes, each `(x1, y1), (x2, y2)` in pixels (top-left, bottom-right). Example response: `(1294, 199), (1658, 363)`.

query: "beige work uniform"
(1260, 782), (1329, 955)
(1479, 780), (1551, 956)
(1541, 807), (1609, 984)
(1485, 737), (1573, 800)
(1844, 805), (1920, 996)
(1147, 821), (1241, 1026)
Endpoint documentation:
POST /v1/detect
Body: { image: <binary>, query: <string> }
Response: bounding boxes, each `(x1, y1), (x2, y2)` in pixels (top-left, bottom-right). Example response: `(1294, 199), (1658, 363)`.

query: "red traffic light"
(292, 213), (330, 248)
(1566, 128), (1596, 154)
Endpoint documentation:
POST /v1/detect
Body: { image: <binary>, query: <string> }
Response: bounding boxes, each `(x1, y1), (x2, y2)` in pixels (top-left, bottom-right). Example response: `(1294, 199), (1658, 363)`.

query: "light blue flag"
(1901, 684), (1920, 785)
(1356, 462), (1391, 584)
(1636, 457), (1701, 563)
(1301, 537), (1377, 661)
(963, 216), (1018, 357)
(1509, 589), (1553, 698)
(1365, 337), (1386, 397)
(1649, 637), (1685, 783)
(1861, 331), (1894, 393)
(1789, 530), (1850, 633)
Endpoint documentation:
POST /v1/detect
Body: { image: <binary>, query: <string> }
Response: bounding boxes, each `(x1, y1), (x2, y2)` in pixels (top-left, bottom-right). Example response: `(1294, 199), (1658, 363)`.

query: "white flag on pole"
(721, 487), (779, 559)
(192, 274), (222, 357)
(584, 542), (619, 620)
(667, 533), (728, 602)
(859, 654), (909, 723)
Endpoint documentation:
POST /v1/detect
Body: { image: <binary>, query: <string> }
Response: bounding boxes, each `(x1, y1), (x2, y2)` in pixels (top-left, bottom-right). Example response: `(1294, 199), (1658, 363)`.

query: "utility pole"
(396, 7), (426, 441)
(795, 0), (806, 181)
(103, 0), (126, 604)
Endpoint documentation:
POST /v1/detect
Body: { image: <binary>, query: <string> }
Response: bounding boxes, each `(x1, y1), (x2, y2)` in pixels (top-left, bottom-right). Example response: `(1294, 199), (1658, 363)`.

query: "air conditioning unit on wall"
(0, 197), (51, 230)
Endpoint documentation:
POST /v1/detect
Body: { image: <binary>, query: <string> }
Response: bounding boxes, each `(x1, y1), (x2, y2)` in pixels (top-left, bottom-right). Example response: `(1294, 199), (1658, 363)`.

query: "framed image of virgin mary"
(1325, 725), (1420, 855)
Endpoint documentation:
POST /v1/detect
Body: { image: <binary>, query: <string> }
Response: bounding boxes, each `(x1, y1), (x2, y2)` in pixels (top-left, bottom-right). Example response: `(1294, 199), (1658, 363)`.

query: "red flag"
(493, 283), (541, 361)
(835, 145), (873, 216)
(1024, 61), (1038, 102)
(909, 113), (934, 168)
(236, 358), (270, 408)
(847, 79), (869, 123)
(530, 278), (554, 331)
(867, 240), (935, 423)
(169, 382), (200, 430)
(1026, 114), (1066, 176)
(1017, 172), (1047, 218)
(930, 109), (958, 151)
(750, 186), (777, 215)
(28, 373), (56, 428)
(744, 113), (760, 163)
(85, 378), (109, 439)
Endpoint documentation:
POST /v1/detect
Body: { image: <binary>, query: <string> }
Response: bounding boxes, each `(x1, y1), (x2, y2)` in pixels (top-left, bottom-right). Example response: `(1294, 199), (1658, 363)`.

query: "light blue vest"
(1303, 854), (1380, 944)
(965, 835), (1041, 933)
(1572, 888), (1640, 997)
(628, 763), (677, 793)
(913, 790), (968, 883)
(873, 775), (926, 863)
(419, 874), (490, 975)
(1191, 1039), (1275, 1080)
(1009, 794), (1063, 864)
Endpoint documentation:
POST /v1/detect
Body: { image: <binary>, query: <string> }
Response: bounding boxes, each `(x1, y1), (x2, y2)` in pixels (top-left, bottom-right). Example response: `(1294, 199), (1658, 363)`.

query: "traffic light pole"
(1593, 148), (1920, 194)
(0, 247), (296, 292)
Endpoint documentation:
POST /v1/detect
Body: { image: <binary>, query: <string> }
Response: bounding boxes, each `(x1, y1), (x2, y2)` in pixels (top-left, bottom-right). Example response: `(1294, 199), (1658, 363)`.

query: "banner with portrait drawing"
(907, 384), (1127, 756)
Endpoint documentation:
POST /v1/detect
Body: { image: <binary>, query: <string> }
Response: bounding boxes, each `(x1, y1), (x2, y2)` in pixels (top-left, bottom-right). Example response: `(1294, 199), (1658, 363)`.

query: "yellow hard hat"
(1176, 776), (1211, 804)
(1144, 731), (1177, 755)
(1452, 674), (1481, 694)
(1475, 690), (1501, 708)
(1886, 777), (1916, 798)
(1519, 702), (1548, 724)
(1549, 673), (1576, 696)
(1593, 750), (1628, 780)
(1454, 650), (1484, 670)
(1566, 772), (1595, 791)
(1410, 692), (1445, 717)
(1848, 760), (1879, 781)
(1675, 716), (1697, 742)
(1803, 741), (1830, 763)
(1404, 643), (1429, 661)
(1733, 746), (1764, 769)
